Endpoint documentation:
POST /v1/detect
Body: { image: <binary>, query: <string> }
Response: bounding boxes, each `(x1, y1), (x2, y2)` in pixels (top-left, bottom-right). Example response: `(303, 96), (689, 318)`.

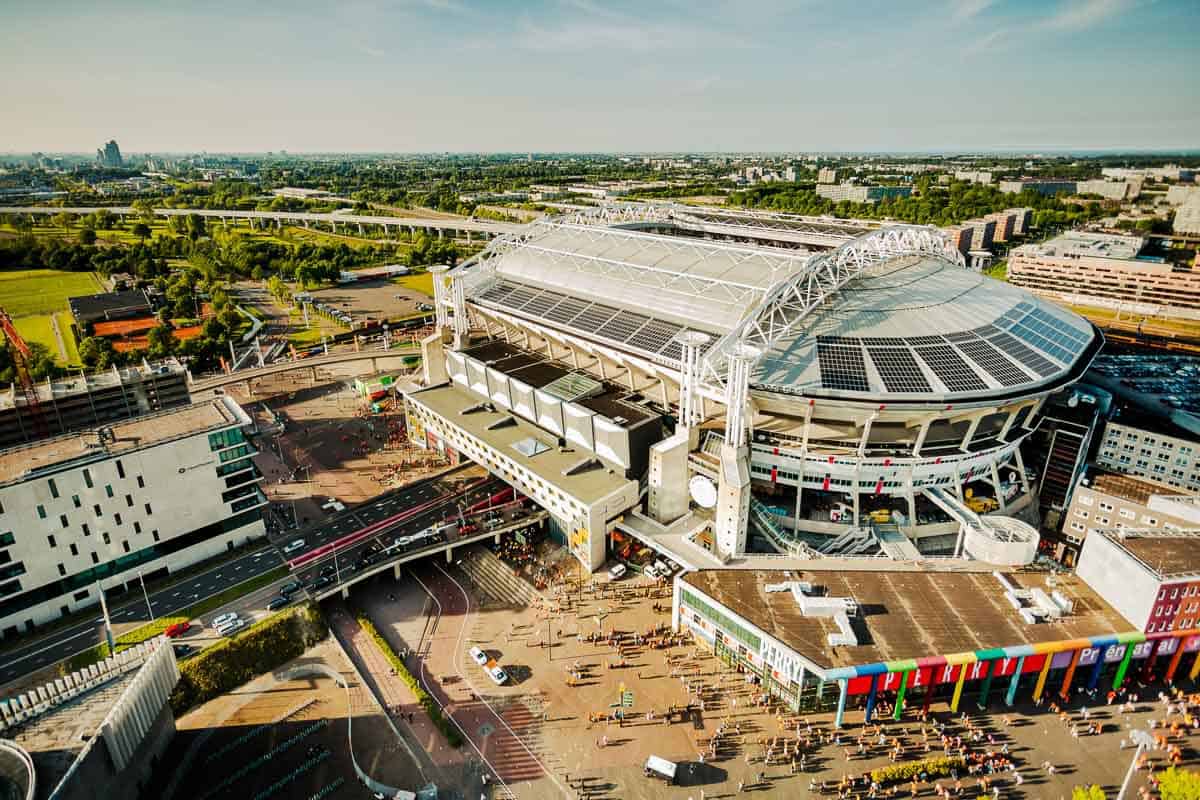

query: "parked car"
(267, 595), (290, 611)
(172, 644), (196, 659)
(469, 646), (489, 667)
(164, 621), (191, 638)
(487, 664), (509, 685)
(320, 564), (337, 577)
(644, 564), (661, 580)
(282, 539), (306, 555)
(220, 619), (247, 637)
(280, 580), (302, 596)
(313, 574), (335, 590)
(653, 559), (672, 577)
(607, 563), (627, 581)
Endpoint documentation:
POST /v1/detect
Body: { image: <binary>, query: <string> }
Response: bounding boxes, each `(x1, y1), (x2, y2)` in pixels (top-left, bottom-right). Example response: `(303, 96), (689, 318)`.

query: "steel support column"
(864, 674), (880, 723)
(1005, 656), (1025, 706)
(1112, 646), (1135, 690)
(834, 679), (848, 729)
(893, 671), (910, 721)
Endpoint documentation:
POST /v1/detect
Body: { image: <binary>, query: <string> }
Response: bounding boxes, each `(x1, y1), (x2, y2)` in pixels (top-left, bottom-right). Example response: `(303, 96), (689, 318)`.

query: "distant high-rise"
(96, 139), (123, 168)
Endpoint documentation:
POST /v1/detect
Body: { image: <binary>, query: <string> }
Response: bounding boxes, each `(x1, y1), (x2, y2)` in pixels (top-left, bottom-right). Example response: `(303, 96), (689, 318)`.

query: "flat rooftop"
(0, 398), (240, 486)
(408, 382), (637, 505)
(0, 358), (186, 411)
(1098, 530), (1200, 580)
(682, 567), (1131, 672)
(8, 669), (138, 799)
(1028, 231), (1145, 261)
(1088, 468), (1178, 506)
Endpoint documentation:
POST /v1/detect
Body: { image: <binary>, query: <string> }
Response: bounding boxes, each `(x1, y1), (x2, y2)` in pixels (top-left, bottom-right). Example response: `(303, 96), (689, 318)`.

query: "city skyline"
(2, 0), (1198, 153)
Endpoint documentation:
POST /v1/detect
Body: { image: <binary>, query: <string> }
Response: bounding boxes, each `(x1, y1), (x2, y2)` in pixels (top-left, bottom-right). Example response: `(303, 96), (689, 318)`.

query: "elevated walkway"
(920, 486), (1038, 565)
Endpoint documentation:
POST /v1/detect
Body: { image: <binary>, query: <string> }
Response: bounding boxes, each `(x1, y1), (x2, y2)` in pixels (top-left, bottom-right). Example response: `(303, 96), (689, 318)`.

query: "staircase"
(748, 497), (818, 558)
(1038, 424), (1089, 512)
(455, 545), (541, 608)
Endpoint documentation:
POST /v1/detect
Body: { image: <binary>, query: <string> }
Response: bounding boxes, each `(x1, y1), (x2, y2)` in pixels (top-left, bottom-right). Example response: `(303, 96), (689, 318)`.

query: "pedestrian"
(738, 781), (744, 793)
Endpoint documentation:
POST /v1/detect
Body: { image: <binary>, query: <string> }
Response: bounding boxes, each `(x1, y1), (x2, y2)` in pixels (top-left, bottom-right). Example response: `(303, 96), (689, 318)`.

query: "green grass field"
(0, 268), (104, 317)
(393, 271), (434, 296)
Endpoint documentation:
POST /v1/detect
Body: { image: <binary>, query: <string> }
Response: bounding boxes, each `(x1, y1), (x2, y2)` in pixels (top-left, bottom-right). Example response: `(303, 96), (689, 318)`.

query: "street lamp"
(1117, 728), (1157, 800)
(137, 569), (155, 624)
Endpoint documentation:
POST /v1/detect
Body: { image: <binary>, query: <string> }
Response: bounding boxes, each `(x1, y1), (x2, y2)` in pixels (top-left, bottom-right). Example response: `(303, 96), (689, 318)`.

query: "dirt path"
(49, 313), (67, 361)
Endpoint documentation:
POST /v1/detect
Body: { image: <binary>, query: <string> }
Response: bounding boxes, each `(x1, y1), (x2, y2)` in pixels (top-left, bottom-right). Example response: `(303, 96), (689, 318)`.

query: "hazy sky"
(2, 0), (1197, 153)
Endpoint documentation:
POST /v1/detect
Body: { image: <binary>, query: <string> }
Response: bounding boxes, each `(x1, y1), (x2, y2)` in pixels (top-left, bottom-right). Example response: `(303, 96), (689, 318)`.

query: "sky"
(1, 0), (1198, 153)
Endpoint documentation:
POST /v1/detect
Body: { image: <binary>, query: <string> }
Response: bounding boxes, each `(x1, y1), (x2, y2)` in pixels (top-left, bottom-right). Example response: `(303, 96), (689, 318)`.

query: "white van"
(644, 755), (677, 784)
(653, 559), (672, 577)
(607, 563), (627, 581)
(487, 664), (509, 685)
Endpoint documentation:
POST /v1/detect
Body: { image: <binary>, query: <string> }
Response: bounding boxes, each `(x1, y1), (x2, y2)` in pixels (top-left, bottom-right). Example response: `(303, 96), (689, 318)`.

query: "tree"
(146, 325), (176, 358)
(1160, 767), (1200, 800)
(186, 213), (207, 241)
(78, 228), (97, 245)
(1071, 786), (1105, 800)
(52, 212), (75, 230)
(132, 222), (152, 241)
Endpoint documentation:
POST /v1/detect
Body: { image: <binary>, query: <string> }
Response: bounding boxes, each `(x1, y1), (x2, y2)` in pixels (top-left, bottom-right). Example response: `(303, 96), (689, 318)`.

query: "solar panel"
(861, 337), (903, 346)
(973, 324), (1003, 338)
(817, 341), (870, 392)
(907, 335), (948, 346)
(943, 331), (980, 343)
(915, 345), (988, 392)
(867, 347), (932, 393)
(478, 282), (517, 303)
(521, 288), (565, 316)
(820, 336), (861, 345)
(597, 310), (651, 342)
(502, 286), (539, 310)
(984, 331), (1060, 378)
(543, 295), (590, 325)
(659, 340), (684, 362)
(956, 338), (1032, 388)
(1010, 322), (1075, 364)
(571, 302), (621, 333)
(628, 318), (683, 355)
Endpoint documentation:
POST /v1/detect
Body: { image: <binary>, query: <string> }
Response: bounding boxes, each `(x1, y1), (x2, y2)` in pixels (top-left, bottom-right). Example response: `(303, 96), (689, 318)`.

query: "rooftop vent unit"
(765, 580), (858, 647)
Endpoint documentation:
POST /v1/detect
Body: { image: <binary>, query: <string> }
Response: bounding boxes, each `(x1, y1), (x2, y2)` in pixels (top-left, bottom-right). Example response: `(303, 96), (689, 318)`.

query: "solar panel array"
(817, 341), (871, 392)
(955, 338), (1033, 387)
(914, 345), (989, 392)
(471, 279), (711, 362)
(867, 347), (932, 393)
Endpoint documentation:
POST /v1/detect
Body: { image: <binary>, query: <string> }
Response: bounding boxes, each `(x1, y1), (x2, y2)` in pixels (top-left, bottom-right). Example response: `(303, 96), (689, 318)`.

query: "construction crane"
(0, 307), (48, 439)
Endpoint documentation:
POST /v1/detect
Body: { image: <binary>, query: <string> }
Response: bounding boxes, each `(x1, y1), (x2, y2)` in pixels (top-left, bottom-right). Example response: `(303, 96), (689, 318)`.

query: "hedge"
(169, 602), (327, 715)
(353, 609), (463, 748)
(870, 756), (968, 784)
(61, 565), (289, 674)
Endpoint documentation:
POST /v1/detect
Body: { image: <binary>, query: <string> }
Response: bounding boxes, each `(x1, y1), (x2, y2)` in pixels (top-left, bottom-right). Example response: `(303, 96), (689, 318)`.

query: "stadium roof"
(753, 253), (1098, 402)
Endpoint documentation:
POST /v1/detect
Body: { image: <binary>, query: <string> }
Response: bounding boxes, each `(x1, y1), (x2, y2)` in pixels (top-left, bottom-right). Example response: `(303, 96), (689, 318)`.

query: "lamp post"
(137, 569), (154, 624)
(1117, 729), (1157, 800)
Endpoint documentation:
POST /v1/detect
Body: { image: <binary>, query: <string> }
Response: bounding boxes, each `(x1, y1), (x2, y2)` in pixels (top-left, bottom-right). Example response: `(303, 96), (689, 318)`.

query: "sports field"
(0, 268), (104, 317)
(0, 268), (100, 365)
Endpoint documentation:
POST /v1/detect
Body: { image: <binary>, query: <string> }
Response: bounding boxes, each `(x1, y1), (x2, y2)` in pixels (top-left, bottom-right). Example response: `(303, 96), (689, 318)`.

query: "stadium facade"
(405, 204), (1101, 572)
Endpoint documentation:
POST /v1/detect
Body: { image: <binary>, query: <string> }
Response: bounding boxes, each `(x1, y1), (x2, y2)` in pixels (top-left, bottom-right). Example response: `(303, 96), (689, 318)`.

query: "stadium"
(404, 204), (1103, 572)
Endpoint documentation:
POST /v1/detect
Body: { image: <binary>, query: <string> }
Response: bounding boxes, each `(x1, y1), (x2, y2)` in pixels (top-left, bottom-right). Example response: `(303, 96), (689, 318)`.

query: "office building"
(815, 184), (912, 204)
(942, 224), (973, 255)
(1007, 208), (1034, 236)
(966, 218), (996, 250)
(95, 140), (123, 168)
(954, 170), (993, 185)
(1008, 231), (1200, 316)
(817, 168), (837, 184)
(673, 565), (1179, 727)
(984, 211), (1017, 243)
(0, 359), (189, 449)
(1077, 528), (1200, 635)
(0, 397), (267, 636)
(1166, 185), (1200, 206)
(1063, 469), (1196, 549)
(1095, 419), (1200, 493)
(1076, 179), (1142, 201)
(999, 179), (1077, 196)
(1175, 197), (1200, 236)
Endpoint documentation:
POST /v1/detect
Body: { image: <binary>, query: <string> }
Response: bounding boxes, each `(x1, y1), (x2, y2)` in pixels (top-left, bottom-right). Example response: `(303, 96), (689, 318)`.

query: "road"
(187, 345), (422, 393)
(2, 205), (521, 236)
(0, 545), (284, 685)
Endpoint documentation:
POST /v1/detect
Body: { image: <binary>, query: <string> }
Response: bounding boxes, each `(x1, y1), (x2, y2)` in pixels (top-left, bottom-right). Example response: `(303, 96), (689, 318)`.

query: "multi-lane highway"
(0, 545), (284, 685)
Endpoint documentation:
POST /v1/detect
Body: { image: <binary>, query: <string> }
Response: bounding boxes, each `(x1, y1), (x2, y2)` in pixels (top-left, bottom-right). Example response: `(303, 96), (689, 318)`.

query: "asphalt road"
(0, 545), (283, 685)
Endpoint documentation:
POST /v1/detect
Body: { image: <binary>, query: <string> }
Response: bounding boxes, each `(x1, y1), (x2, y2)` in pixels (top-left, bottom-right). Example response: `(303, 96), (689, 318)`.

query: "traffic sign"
(621, 691), (634, 708)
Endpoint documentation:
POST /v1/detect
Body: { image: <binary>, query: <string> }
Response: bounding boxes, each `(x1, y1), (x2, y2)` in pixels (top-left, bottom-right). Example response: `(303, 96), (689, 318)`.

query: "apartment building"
(1063, 469), (1195, 548)
(1095, 419), (1200, 493)
(1008, 231), (1200, 317)
(0, 397), (267, 636)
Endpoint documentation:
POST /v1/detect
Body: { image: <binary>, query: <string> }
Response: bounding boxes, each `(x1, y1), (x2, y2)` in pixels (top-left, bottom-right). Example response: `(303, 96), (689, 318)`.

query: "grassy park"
(0, 268), (101, 367)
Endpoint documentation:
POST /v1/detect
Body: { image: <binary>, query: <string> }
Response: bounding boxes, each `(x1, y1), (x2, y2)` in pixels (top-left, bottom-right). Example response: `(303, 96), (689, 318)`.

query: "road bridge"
(188, 347), (422, 393)
(2, 205), (522, 239)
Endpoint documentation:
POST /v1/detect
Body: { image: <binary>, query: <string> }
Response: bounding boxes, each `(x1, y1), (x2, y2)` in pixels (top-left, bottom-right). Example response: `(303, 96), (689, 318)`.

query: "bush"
(870, 756), (967, 785)
(169, 603), (327, 715)
(354, 609), (463, 748)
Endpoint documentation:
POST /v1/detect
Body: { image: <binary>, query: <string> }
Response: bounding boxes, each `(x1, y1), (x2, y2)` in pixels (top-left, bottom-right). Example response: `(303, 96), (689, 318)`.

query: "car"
(459, 523), (478, 535)
(313, 574), (335, 590)
(172, 644), (196, 659)
(320, 564), (337, 577)
(212, 612), (239, 628)
(220, 619), (247, 637)
(267, 595), (290, 611)
(469, 646), (489, 667)
(653, 559), (672, 577)
(280, 580), (302, 596)
(164, 621), (191, 638)
(282, 539), (306, 555)
(643, 564), (661, 580)
(607, 563), (627, 581)
(665, 559), (680, 573)
(487, 665), (508, 685)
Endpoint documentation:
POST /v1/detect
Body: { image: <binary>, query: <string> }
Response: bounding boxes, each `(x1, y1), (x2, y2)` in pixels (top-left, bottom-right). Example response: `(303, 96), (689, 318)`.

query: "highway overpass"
(188, 347), (423, 393)
(2, 205), (521, 239)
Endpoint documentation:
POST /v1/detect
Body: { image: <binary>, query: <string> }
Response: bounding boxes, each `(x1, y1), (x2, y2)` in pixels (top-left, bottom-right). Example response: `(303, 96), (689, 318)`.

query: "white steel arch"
(699, 225), (966, 391)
